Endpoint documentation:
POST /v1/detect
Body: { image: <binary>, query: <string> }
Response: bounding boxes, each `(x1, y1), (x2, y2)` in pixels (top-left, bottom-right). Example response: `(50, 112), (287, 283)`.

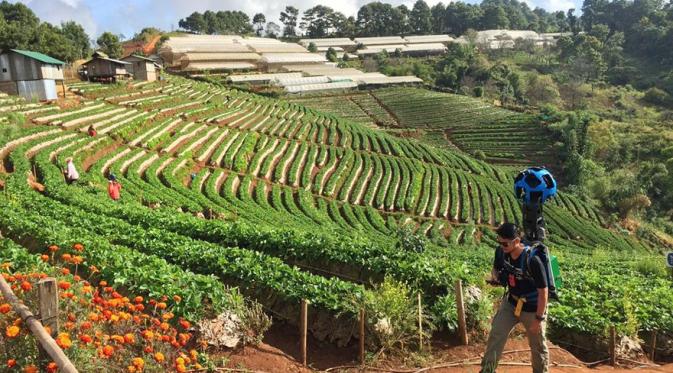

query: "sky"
(12, 0), (579, 39)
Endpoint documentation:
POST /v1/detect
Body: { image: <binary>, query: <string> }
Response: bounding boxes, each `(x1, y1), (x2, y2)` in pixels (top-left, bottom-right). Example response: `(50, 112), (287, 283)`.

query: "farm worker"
(107, 174), (122, 201)
(64, 157), (79, 184)
(87, 125), (97, 137)
(480, 223), (549, 373)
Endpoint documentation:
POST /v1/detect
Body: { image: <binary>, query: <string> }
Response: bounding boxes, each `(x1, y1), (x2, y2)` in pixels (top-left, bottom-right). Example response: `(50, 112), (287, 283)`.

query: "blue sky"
(13, 0), (579, 39)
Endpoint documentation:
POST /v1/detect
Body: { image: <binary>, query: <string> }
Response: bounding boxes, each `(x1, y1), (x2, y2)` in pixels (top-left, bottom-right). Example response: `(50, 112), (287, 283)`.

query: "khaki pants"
(480, 300), (549, 373)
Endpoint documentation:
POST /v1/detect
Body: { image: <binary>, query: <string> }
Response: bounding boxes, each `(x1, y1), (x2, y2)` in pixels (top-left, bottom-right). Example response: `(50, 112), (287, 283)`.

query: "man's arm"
(536, 287), (548, 318)
(531, 256), (548, 318)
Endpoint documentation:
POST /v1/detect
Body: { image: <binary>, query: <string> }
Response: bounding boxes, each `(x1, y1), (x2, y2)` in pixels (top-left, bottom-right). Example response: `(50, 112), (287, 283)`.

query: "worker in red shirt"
(107, 174), (122, 201)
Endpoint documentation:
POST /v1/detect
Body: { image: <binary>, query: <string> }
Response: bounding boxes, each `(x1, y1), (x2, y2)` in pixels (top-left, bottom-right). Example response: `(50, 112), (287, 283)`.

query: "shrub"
(643, 87), (671, 107)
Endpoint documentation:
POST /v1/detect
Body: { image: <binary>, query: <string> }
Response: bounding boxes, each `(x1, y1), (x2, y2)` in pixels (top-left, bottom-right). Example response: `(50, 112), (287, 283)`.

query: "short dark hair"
(496, 223), (519, 239)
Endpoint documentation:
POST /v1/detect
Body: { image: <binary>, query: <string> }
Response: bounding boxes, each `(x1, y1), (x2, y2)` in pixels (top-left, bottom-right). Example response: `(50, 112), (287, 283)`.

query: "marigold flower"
(46, 362), (58, 373)
(99, 280), (107, 287)
(61, 254), (72, 262)
(102, 345), (114, 358)
(132, 357), (145, 369)
(141, 330), (154, 340)
(190, 349), (198, 360)
(157, 302), (167, 310)
(58, 281), (71, 291)
(6, 325), (20, 338)
(73, 243), (84, 252)
(173, 295), (182, 303)
(154, 352), (165, 363)
(79, 334), (93, 344)
(73, 275), (81, 282)
(179, 319), (191, 329)
(124, 333), (135, 344)
(134, 296), (144, 304)
(56, 333), (73, 349)
(89, 265), (99, 273)
(111, 335), (125, 344)
(40, 255), (49, 262)
(176, 364), (187, 373)
(127, 366), (137, 373)
(144, 345), (153, 353)
(20, 281), (32, 292)
(48, 245), (59, 252)
(160, 322), (170, 331)
(72, 256), (83, 265)
(0, 303), (11, 314)
(7, 359), (16, 368)
(23, 365), (38, 373)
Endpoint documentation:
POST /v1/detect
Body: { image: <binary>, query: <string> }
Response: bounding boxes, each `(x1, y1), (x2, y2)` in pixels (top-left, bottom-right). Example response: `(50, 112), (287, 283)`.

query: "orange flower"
(20, 281), (32, 292)
(127, 367), (137, 373)
(81, 321), (92, 330)
(156, 302), (167, 310)
(173, 295), (182, 303)
(176, 364), (187, 373)
(79, 334), (93, 344)
(61, 254), (72, 262)
(99, 280), (107, 287)
(179, 319), (191, 329)
(41, 254), (49, 262)
(102, 345), (114, 358)
(111, 335), (124, 344)
(89, 265), (99, 273)
(46, 362), (58, 373)
(7, 359), (17, 368)
(73, 243), (84, 252)
(6, 325), (20, 338)
(141, 330), (154, 340)
(23, 365), (38, 373)
(124, 333), (136, 344)
(60, 268), (70, 275)
(71, 256), (83, 265)
(67, 313), (77, 322)
(0, 303), (10, 314)
(55, 333), (72, 349)
(160, 322), (170, 331)
(58, 281), (71, 291)
(154, 352), (165, 363)
(190, 349), (198, 360)
(134, 296), (144, 304)
(48, 245), (59, 252)
(132, 357), (145, 369)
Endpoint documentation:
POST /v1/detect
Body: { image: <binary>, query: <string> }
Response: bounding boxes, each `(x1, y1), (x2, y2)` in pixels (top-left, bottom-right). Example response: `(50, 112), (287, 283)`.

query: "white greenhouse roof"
(274, 76), (331, 86)
(227, 72), (303, 83)
(299, 38), (357, 47)
(285, 81), (358, 93)
(183, 62), (257, 71)
(181, 52), (261, 62)
(260, 53), (328, 64)
(354, 36), (406, 45)
(403, 35), (453, 44)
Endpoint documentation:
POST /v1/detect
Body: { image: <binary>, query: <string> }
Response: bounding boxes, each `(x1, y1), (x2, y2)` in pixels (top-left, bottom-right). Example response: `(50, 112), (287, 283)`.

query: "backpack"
(494, 242), (561, 301)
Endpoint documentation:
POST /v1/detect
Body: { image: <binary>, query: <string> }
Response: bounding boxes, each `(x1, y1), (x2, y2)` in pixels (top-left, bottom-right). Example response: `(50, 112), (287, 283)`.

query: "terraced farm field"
(289, 88), (557, 169)
(0, 77), (670, 356)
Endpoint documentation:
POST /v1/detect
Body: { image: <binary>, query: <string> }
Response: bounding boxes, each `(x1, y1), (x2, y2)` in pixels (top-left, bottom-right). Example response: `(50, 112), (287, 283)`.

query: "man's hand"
(529, 319), (542, 335)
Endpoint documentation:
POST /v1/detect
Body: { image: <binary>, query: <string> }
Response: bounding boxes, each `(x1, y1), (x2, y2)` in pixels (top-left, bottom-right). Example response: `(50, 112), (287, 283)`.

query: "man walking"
(481, 223), (549, 373)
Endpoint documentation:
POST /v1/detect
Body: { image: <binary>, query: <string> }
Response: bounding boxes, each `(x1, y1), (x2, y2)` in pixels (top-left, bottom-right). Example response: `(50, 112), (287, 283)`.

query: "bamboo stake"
(0, 274), (78, 373)
(37, 278), (59, 366)
(359, 308), (365, 366)
(455, 279), (468, 345)
(609, 325), (616, 366)
(650, 330), (657, 362)
(418, 292), (423, 351)
(300, 299), (308, 367)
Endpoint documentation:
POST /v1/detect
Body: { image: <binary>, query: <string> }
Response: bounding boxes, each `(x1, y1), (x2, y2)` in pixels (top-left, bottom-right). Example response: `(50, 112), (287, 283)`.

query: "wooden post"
(650, 330), (657, 362)
(359, 308), (365, 366)
(418, 292), (423, 351)
(38, 278), (59, 337)
(0, 275), (78, 373)
(609, 325), (616, 366)
(300, 299), (308, 367)
(455, 279), (468, 345)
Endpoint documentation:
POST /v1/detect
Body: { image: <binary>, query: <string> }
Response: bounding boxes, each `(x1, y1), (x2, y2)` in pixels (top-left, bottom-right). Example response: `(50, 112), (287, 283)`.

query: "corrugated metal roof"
(82, 57), (131, 65)
(250, 44), (308, 53)
(10, 49), (65, 65)
(403, 43), (447, 51)
(317, 46), (344, 52)
(299, 38), (356, 47)
(285, 81), (358, 93)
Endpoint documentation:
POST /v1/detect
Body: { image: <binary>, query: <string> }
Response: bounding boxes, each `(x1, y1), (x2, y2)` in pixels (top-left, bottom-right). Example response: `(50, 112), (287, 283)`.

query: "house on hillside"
(0, 49), (65, 101)
(121, 54), (159, 82)
(81, 52), (131, 83)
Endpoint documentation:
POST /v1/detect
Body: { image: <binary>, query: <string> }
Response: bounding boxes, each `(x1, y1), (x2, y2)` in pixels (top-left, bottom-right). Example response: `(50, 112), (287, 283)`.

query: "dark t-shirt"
(494, 247), (547, 312)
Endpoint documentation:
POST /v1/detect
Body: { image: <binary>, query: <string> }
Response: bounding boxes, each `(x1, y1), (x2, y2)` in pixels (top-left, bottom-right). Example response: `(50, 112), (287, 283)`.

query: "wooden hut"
(0, 49), (65, 100)
(121, 54), (158, 81)
(81, 52), (131, 82)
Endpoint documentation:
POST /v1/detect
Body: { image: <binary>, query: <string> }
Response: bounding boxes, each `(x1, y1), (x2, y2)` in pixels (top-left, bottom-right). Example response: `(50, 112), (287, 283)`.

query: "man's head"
(496, 223), (521, 254)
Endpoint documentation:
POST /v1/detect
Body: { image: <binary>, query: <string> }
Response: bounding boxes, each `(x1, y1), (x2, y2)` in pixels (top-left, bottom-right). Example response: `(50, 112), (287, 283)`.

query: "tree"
(410, 0), (433, 35)
(357, 2), (409, 36)
(280, 6), (299, 37)
(253, 13), (266, 36)
(265, 22), (281, 38)
(61, 21), (91, 59)
(301, 5), (336, 38)
(178, 12), (206, 33)
(96, 32), (123, 59)
(307, 42), (318, 53)
(430, 2), (446, 33)
(326, 47), (338, 62)
(526, 74), (561, 106)
(444, 3), (483, 36)
(482, 5), (510, 29)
